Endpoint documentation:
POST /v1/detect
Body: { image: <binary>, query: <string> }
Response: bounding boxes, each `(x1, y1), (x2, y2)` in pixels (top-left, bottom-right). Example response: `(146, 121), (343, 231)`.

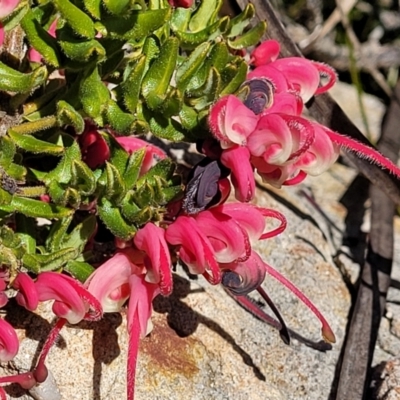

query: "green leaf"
(226, 3), (255, 38)
(105, 101), (136, 135)
(142, 107), (187, 142)
(139, 158), (175, 184)
(4, 196), (73, 219)
(98, 198), (136, 240)
(83, 0), (102, 19)
(170, 7), (191, 32)
(121, 55), (146, 113)
(62, 215), (96, 251)
(103, 8), (171, 41)
(0, 62), (48, 93)
(65, 260), (94, 282)
(141, 37), (179, 110)
(120, 191), (141, 222)
(0, 136), (16, 168)
(187, 67), (221, 110)
(9, 116), (57, 135)
(179, 104), (198, 130)
(48, 181), (81, 207)
(23, 247), (79, 272)
(20, 9), (61, 67)
(45, 139), (81, 184)
(8, 130), (64, 155)
(103, 0), (130, 15)
(71, 160), (97, 195)
(228, 21), (267, 50)
(105, 161), (126, 200)
(46, 216), (73, 252)
(15, 214), (36, 254)
(54, 0), (96, 39)
(188, 0), (223, 32)
(174, 17), (229, 49)
(176, 42), (210, 93)
(80, 65), (110, 124)
(57, 100), (85, 134)
(123, 148), (146, 190)
(186, 42), (229, 94)
(103, 133), (129, 176)
(220, 59), (248, 95)
(58, 27), (106, 62)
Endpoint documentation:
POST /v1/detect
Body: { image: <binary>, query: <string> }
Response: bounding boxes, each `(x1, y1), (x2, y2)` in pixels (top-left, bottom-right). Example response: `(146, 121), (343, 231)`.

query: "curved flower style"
(35, 272), (102, 324)
(0, 318), (19, 362)
(13, 272), (38, 311)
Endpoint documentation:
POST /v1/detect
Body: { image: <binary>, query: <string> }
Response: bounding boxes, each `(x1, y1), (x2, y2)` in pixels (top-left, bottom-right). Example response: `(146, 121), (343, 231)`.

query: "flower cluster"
(208, 40), (400, 202)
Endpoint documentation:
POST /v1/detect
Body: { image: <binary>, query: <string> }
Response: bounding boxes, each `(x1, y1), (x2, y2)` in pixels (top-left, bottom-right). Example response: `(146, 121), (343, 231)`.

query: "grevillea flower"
(208, 95), (259, 149)
(166, 202), (287, 284)
(0, 318), (18, 362)
(86, 250), (161, 400)
(13, 272), (38, 311)
(166, 215), (221, 284)
(133, 222), (172, 295)
(209, 38), (400, 194)
(35, 272), (100, 324)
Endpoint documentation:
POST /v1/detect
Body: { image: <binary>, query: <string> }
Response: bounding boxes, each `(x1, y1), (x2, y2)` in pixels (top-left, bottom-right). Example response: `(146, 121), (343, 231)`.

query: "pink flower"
(0, 23), (4, 48)
(248, 40), (336, 103)
(79, 123), (110, 169)
(166, 202), (287, 283)
(133, 223), (172, 295)
(116, 136), (166, 175)
(250, 40), (280, 67)
(13, 272), (38, 311)
(86, 251), (160, 400)
(209, 95), (259, 149)
(220, 145), (255, 202)
(165, 215), (221, 284)
(0, 0), (19, 19)
(35, 272), (102, 324)
(0, 318), (18, 362)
